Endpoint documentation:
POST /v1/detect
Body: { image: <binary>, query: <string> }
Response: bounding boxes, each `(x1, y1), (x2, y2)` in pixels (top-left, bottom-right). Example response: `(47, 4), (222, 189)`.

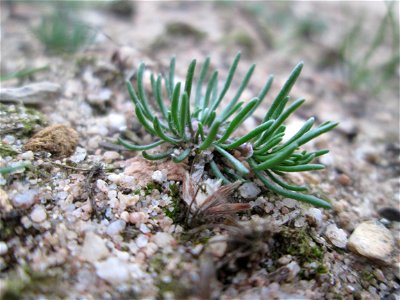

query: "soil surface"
(0, 2), (399, 299)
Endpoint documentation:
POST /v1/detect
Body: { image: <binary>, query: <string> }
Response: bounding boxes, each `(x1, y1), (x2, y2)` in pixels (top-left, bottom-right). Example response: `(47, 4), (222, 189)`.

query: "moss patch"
(272, 227), (327, 279)
(1, 266), (65, 300)
(0, 143), (18, 157)
(163, 183), (182, 224)
(0, 104), (47, 138)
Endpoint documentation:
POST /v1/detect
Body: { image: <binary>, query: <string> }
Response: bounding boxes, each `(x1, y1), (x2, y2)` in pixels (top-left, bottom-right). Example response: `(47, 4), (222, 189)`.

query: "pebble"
(0, 81), (61, 104)
(286, 261), (301, 281)
(152, 170), (167, 183)
(395, 262), (400, 281)
(208, 235), (227, 257)
(0, 241), (8, 255)
(136, 234), (149, 248)
(325, 224), (348, 248)
(337, 174), (351, 186)
(80, 232), (110, 263)
(107, 173), (120, 183)
(129, 212), (148, 225)
(103, 151), (120, 162)
(95, 257), (130, 284)
(282, 198), (297, 209)
(30, 205), (47, 223)
(96, 179), (108, 193)
(70, 147), (87, 163)
(0, 188), (12, 212)
(153, 232), (174, 248)
(12, 189), (38, 208)
(20, 151), (34, 160)
(305, 208), (323, 227)
(373, 269), (385, 282)
(347, 220), (394, 262)
(106, 220), (126, 236)
(278, 255), (292, 265)
(239, 182), (261, 199)
(139, 223), (151, 234)
(106, 113), (126, 130)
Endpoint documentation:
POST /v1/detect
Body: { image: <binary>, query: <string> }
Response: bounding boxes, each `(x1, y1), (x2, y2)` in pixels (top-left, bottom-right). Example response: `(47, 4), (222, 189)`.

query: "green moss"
(166, 22), (206, 39)
(144, 182), (162, 195)
(224, 31), (255, 56)
(156, 279), (192, 299)
(2, 266), (64, 300)
(0, 104), (47, 138)
(0, 143), (18, 157)
(162, 183), (182, 224)
(272, 227), (327, 279)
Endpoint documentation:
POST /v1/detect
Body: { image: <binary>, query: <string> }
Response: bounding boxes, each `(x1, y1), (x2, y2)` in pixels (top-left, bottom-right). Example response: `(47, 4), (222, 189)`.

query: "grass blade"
(184, 59), (196, 100)
(118, 138), (164, 151)
(217, 98), (259, 143)
(272, 164), (325, 172)
(172, 148), (191, 163)
(214, 144), (249, 175)
(143, 149), (174, 160)
(210, 160), (231, 184)
(251, 163), (331, 209)
(195, 57), (210, 109)
(263, 62), (304, 122)
(198, 120), (221, 150)
(221, 120), (274, 149)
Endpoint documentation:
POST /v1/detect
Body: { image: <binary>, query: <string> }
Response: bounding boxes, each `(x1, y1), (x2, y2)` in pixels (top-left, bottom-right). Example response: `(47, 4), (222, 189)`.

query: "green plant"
(119, 53), (337, 208)
(34, 11), (95, 54)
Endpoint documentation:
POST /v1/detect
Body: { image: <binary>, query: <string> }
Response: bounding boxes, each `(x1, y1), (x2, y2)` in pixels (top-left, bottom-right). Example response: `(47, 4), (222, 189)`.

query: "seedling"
(119, 53), (337, 208)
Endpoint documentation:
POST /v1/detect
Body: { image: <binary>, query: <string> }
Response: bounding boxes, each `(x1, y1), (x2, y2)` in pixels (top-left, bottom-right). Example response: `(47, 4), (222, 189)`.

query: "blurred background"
(1, 0), (399, 149)
(1, 0), (399, 94)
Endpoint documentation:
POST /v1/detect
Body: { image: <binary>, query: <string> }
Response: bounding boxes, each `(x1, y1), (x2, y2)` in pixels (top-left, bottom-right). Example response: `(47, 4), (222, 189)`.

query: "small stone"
(152, 170), (167, 183)
(394, 262), (400, 280)
(24, 124), (79, 158)
(325, 224), (348, 248)
(95, 257), (130, 284)
(278, 255), (292, 265)
(348, 220), (394, 262)
(30, 205), (47, 223)
(208, 235), (227, 257)
(80, 232), (110, 263)
(96, 179), (108, 193)
(0, 242), (8, 255)
(12, 190), (38, 208)
(281, 207), (290, 215)
(136, 234), (149, 248)
(120, 211), (129, 222)
(70, 147), (87, 163)
(103, 151), (120, 162)
(239, 182), (261, 199)
(20, 151), (34, 160)
(337, 174), (351, 186)
(282, 198), (297, 209)
(139, 223), (150, 234)
(129, 212), (148, 225)
(373, 269), (385, 282)
(0, 188), (12, 212)
(286, 261), (300, 281)
(305, 208), (323, 227)
(153, 232), (174, 248)
(106, 220), (126, 236)
(0, 81), (61, 104)
(106, 113), (126, 130)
